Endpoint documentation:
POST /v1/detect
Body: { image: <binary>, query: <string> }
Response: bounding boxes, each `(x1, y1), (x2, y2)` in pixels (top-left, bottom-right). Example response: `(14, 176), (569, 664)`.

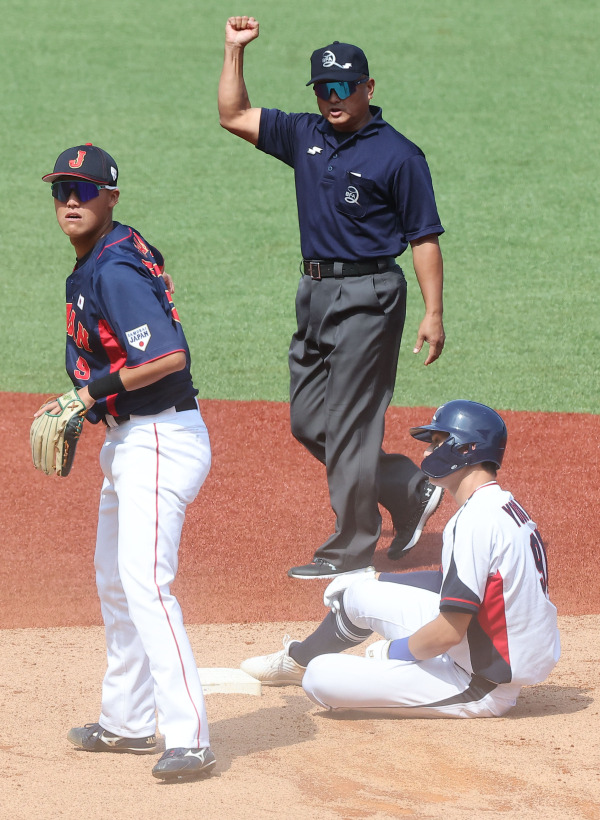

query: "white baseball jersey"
(441, 481), (560, 686)
(302, 481), (560, 718)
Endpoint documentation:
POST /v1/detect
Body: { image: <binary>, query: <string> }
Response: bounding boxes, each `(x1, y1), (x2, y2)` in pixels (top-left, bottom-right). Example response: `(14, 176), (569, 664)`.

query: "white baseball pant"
(302, 579), (521, 717)
(94, 405), (211, 749)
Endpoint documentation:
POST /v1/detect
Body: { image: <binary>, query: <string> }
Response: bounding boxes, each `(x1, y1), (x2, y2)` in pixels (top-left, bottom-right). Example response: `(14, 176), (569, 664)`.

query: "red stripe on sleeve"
(441, 596), (480, 609)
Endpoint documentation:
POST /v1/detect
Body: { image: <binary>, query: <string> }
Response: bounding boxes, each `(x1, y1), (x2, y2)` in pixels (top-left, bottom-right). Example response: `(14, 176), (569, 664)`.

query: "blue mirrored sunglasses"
(51, 179), (115, 203)
(313, 78), (368, 101)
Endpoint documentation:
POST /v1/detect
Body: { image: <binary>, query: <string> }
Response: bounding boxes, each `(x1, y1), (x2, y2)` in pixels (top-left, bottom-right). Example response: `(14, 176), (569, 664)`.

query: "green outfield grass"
(1, 0), (597, 412)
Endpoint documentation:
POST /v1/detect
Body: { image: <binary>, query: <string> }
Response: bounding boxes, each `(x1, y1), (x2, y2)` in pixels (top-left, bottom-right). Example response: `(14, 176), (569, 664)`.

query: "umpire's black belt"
(302, 257), (396, 280)
(104, 396), (197, 427)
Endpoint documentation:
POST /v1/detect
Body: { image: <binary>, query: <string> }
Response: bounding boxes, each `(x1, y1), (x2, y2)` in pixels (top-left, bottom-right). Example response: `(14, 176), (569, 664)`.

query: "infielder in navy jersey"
(219, 17), (445, 579)
(36, 144), (216, 780)
(241, 401), (560, 718)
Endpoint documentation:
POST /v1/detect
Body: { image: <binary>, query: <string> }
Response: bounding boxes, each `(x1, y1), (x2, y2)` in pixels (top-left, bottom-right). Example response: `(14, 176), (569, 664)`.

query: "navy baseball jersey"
(257, 105), (444, 260)
(65, 222), (197, 424)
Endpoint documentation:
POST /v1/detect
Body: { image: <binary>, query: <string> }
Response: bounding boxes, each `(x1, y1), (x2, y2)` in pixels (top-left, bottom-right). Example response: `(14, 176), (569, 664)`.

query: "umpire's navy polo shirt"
(257, 105), (444, 262)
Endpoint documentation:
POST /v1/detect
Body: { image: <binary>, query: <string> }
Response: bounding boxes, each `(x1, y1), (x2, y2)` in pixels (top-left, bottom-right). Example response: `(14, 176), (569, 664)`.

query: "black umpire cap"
(307, 41), (369, 85)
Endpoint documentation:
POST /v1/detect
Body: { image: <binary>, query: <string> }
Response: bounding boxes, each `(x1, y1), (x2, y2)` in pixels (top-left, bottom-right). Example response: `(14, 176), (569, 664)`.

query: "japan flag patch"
(126, 324), (151, 351)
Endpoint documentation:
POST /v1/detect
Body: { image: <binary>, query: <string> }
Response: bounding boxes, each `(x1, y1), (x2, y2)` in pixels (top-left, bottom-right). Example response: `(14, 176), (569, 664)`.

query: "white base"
(198, 667), (262, 696)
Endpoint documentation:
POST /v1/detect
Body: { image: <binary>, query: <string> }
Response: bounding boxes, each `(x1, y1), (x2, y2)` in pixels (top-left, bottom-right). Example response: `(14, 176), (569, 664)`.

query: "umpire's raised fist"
(225, 16), (259, 45)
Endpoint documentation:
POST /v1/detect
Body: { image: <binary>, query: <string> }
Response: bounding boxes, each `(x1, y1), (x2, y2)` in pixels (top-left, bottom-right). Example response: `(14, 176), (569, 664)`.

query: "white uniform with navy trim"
(302, 482), (560, 716)
(440, 482), (559, 686)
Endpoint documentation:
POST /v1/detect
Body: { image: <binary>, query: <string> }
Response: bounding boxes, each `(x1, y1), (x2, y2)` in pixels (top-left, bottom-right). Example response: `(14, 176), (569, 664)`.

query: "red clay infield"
(1, 394), (598, 628)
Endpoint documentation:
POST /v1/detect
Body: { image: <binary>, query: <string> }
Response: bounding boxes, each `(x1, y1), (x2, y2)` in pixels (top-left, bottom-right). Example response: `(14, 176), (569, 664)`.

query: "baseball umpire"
(218, 17), (445, 579)
(241, 401), (561, 717)
(37, 144), (216, 780)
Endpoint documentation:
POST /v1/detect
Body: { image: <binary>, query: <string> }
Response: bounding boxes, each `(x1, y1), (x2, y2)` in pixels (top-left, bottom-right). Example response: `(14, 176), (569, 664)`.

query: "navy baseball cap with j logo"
(307, 41), (369, 85)
(42, 143), (119, 185)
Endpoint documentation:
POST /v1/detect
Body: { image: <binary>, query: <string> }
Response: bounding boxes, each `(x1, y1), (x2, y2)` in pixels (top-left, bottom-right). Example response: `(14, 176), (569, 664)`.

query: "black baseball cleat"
(388, 482), (444, 560)
(67, 723), (157, 754)
(152, 747), (216, 780)
(288, 559), (375, 579)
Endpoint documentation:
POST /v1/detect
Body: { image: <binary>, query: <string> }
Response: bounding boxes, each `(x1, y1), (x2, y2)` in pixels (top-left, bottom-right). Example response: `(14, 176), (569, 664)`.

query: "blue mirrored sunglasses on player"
(51, 179), (116, 203)
(313, 78), (368, 101)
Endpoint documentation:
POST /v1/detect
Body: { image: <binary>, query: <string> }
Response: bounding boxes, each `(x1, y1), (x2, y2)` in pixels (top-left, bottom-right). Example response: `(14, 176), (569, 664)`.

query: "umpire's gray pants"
(289, 266), (423, 571)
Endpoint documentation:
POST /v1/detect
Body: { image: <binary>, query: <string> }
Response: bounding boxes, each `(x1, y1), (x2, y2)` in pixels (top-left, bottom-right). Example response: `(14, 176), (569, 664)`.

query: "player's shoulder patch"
(126, 324), (151, 351)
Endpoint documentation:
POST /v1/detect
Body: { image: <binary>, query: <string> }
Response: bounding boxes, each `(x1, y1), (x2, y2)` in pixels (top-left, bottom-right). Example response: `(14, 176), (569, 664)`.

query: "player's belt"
(302, 257), (396, 280)
(104, 396), (198, 427)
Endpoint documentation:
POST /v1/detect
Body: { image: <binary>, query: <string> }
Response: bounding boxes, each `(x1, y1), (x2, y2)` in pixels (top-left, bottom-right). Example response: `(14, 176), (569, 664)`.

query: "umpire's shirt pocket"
(335, 171), (374, 218)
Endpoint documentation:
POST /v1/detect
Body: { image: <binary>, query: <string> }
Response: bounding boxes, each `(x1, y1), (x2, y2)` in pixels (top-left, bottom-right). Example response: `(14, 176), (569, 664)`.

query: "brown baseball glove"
(30, 388), (88, 477)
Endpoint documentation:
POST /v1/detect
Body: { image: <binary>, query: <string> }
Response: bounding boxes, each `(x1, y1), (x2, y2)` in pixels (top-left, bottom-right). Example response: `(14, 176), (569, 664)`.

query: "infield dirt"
(1, 396), (599, 818)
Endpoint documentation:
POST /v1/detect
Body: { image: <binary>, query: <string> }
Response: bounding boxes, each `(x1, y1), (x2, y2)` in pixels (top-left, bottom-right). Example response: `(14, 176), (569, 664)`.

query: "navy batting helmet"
(410, 400), (507, 479)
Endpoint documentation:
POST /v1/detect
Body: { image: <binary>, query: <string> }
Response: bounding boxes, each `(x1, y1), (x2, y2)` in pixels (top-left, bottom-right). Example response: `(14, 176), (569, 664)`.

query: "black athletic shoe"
(152, 747), (216, 780)
(288, 559), (375, 579)
(388, 482), (444, 560)
(67, 723), (157, 754)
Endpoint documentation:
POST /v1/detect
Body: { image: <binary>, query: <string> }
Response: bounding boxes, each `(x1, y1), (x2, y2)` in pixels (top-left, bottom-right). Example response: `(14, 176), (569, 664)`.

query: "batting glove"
(323, 567), (377, 612)
(366, 637), (417, 662)
(365, 639), (391, 660)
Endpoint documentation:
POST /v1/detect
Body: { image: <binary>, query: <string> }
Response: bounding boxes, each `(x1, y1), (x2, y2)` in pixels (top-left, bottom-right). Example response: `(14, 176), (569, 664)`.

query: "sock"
(289, 608), (373, 667)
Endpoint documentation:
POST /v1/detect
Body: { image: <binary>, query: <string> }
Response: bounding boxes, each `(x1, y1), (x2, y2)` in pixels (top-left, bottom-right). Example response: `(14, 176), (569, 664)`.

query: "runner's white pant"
(95, 406), (211, 749)
(302, 579), (521, 717)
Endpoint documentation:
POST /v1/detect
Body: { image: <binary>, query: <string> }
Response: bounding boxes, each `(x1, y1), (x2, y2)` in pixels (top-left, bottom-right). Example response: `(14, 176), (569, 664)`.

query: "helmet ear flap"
(420, 435), (467, 479)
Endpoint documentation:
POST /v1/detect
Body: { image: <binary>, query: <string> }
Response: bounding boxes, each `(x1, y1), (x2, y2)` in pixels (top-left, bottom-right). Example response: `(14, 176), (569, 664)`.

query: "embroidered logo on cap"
(69, 150), (86, 169)
(322, 50), (352, 70)
(126, 324), (151, 351)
